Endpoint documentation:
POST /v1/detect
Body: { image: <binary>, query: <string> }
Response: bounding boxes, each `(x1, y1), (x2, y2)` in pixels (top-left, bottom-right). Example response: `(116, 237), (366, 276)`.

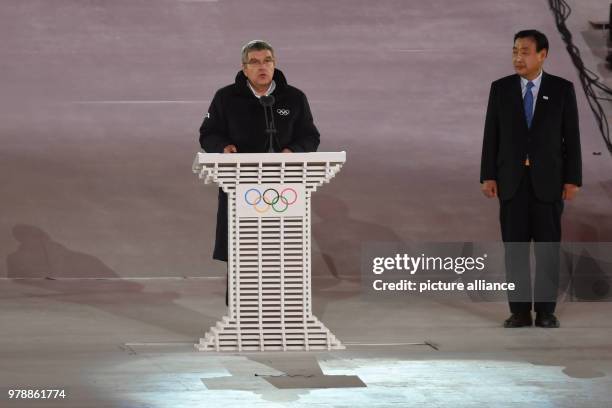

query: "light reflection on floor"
(118, 355), (607, 408)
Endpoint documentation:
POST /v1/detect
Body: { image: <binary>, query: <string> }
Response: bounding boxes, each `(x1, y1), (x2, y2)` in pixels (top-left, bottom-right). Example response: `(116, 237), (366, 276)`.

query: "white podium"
(192, 152), (346, 351)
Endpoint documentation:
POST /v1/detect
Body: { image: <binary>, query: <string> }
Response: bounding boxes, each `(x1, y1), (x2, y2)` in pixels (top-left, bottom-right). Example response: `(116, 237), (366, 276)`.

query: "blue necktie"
(524, 81), (534, 128)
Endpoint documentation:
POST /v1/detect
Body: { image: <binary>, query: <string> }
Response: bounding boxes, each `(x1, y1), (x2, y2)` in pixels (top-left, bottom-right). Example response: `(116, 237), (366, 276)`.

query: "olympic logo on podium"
(244, 187), (298, 213)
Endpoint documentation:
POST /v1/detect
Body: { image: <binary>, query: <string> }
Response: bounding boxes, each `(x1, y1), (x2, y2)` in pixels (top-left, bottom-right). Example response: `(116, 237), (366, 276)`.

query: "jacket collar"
(233, 68), (288, 97)
(530, 71), (549, 131)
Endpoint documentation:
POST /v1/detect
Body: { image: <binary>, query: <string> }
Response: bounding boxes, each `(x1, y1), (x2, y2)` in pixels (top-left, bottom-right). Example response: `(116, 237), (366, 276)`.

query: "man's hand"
(563, 183), (579, 201)
(481, 180), (498, 198)
(223, 144), (237, 153)
(281, 148), (292, 153)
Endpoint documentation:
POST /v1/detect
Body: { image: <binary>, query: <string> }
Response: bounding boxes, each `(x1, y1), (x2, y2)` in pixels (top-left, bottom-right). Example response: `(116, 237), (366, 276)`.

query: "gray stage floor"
(2, 0), (612, 407)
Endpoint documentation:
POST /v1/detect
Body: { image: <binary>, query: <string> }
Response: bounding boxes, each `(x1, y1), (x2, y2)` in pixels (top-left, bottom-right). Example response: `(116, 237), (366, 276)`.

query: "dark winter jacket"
(199, 69), (320, 154)
(199, 69), (320, 261)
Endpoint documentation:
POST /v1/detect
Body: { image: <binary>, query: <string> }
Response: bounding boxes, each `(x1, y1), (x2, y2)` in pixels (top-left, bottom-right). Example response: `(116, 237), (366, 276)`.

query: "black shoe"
(503, 312), (532, 328)
(535, 313), (560, 328)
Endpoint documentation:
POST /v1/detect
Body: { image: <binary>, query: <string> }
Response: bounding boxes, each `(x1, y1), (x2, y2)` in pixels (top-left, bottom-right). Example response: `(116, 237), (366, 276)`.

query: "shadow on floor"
(5, 223), (217, 337)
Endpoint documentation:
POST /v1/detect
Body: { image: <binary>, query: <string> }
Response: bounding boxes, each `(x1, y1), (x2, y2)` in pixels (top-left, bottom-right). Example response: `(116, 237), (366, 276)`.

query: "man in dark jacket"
(480, 30), (582, 328)
(199, 40), (320, 303)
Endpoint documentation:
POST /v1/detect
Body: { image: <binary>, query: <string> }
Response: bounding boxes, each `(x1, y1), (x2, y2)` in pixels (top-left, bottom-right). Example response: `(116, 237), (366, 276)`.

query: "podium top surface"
(193, 151), (346, 165)
(192, 151), (346, 188)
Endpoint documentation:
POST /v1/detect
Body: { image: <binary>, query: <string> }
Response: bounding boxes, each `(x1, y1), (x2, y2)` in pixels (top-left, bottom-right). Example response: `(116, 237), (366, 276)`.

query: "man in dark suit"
(199, 40), (320, 305)
(480, 30), (582, 328)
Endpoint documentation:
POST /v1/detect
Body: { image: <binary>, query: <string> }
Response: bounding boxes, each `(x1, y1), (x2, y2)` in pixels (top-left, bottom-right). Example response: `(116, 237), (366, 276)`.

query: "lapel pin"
(543, 95), (549, 100)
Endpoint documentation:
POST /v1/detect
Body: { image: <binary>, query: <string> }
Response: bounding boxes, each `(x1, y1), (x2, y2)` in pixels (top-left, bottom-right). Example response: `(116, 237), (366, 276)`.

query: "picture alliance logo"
(244, 187), (299, 213)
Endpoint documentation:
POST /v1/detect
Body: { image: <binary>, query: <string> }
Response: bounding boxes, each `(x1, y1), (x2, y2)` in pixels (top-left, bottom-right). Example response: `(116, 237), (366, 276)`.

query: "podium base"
(195, 315), (345, 352)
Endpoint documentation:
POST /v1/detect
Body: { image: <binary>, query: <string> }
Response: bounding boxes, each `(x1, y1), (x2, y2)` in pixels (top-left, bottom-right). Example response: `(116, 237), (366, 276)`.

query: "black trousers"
(499, 167), (563, 314)
(213, 189), (228, 262)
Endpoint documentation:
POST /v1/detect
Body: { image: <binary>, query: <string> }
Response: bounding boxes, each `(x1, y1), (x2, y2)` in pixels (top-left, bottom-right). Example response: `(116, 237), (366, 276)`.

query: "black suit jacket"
(480, 72), (582, 202)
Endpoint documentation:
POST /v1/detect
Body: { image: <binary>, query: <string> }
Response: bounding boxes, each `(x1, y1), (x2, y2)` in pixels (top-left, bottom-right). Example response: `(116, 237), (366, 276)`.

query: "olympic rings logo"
(244, 187), (298, 213)
(277, 109), (290, 116)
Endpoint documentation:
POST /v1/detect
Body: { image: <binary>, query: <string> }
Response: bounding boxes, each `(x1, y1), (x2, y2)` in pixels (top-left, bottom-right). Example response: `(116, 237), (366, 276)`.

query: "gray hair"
(241, 40), (275, 64)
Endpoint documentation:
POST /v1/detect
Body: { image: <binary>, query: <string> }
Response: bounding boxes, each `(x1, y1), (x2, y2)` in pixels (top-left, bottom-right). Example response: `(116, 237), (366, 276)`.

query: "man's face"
(512, 37), (547, 79)
(242, 49), (275, 90)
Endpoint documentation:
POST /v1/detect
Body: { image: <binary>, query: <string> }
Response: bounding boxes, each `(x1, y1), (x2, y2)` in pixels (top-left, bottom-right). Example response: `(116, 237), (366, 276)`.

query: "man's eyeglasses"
(245, 58), (274, 67)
